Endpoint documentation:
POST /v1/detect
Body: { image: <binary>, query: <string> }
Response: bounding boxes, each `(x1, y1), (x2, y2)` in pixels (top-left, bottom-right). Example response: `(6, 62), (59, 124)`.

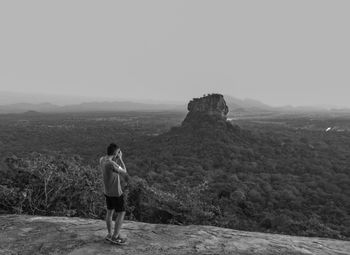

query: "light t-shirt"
(99, 157), (123, 197)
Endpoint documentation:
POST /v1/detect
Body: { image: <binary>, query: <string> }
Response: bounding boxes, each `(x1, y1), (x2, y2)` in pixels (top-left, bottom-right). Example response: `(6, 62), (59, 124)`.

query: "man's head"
(107, 143), (120, 157)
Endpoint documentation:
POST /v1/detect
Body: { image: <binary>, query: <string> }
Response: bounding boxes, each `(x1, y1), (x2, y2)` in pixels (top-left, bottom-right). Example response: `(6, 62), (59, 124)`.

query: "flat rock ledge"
(0, 214), (349, 255)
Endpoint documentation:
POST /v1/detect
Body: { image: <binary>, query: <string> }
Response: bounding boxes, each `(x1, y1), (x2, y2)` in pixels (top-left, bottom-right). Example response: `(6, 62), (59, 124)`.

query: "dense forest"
(0, 111), (349, 240)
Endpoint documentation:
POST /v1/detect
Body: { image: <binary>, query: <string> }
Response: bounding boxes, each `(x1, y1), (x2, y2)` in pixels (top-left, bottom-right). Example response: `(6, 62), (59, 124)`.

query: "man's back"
(100, 156), (122, 197)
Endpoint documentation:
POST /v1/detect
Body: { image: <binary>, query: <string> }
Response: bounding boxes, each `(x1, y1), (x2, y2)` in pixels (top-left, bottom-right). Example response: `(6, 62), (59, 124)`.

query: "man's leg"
(106, 209), (115, 236)
(112, 211), (125, 238)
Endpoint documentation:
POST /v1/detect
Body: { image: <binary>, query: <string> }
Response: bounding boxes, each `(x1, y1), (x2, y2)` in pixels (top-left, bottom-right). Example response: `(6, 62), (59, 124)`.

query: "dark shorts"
(104, 193), (126, 212)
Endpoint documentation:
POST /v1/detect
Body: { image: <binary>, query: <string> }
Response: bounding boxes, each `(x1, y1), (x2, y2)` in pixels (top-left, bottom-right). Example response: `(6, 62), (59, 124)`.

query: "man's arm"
(110, 159), (127, 175)
(118, 156), (127, 174)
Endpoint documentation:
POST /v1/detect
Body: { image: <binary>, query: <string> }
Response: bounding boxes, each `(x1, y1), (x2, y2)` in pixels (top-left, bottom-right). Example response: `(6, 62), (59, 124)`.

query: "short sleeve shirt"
(100, 157), (123, 197)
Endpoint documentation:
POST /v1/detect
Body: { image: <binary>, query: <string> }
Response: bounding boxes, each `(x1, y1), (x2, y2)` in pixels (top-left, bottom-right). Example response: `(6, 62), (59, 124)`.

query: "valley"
(1, 103), (349, 240)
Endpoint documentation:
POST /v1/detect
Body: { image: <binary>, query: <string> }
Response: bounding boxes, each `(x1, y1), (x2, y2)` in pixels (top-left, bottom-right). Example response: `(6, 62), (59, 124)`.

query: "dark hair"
(107, 143), (119, 156)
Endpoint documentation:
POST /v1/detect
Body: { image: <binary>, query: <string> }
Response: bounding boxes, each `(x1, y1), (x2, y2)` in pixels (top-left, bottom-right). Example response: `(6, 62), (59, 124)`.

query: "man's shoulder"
(104, 160), (114, 168)
(99, 156), (107, 164)
(100, 157), (113, 168)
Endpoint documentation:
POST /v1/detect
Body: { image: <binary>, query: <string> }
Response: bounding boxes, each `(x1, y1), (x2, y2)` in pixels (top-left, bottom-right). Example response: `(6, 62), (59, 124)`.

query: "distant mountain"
(223, 95), (276, 114)
(60, 101), (185, 112)
(1, 91), (349, 114)
(0, 91), (187, 114)
(223, 95), (350, 114)
(0, 103), (59, 114)
(0, 91), (185, 106)
(0, 101), (185, 114)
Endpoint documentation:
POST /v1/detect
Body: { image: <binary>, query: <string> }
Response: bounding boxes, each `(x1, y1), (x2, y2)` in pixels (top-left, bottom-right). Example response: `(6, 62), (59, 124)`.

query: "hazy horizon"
(0, 90), (187, 106)
(2, 90), (348, 111)
(1, 1), (349, 107)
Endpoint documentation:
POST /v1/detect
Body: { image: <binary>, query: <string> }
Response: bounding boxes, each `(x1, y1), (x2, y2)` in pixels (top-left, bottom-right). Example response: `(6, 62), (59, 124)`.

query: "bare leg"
(106, 209), (115, 236)
(112, 211), (125, 238)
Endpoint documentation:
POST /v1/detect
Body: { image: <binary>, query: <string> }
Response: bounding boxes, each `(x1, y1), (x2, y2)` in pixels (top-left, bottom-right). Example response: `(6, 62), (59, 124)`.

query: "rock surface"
(0, 214), (349, 255)
(183, 94), (229, 125)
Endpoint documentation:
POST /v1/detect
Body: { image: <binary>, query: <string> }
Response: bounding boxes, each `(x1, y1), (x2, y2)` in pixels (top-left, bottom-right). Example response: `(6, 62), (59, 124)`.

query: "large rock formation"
(1, 214), (349, 255)
(182, 94), (229, 125)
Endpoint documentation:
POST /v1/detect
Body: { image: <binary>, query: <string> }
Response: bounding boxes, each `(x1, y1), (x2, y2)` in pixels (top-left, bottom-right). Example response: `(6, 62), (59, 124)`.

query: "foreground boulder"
(0, 214), (349, 255)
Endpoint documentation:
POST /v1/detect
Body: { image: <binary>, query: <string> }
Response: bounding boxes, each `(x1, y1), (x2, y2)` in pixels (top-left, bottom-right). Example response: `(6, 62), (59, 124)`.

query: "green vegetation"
(0, 111), (349, 240)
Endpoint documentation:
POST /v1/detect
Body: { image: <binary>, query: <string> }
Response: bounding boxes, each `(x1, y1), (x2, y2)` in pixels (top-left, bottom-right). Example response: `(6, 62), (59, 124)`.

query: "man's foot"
(105, 234), (112, 242)
(110, 235), (127, 245)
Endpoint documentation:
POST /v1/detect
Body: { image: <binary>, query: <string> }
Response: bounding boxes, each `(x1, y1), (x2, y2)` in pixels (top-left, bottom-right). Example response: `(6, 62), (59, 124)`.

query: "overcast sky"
(0, 1), (349, 107)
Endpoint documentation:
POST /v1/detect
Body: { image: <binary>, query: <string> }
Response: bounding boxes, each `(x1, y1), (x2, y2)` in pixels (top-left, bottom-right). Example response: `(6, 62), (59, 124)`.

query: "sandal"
(105, 234), (112, 242)
(110, 235), (127, 245)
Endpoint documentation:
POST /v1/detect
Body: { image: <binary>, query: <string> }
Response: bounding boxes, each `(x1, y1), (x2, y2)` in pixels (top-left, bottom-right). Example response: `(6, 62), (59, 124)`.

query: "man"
(99, 143), (128, 244)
